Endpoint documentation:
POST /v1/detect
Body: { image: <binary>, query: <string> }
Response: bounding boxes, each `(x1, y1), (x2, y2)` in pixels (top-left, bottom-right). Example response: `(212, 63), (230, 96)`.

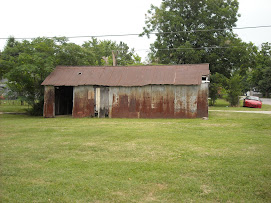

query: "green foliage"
(142, 0), (240, 55)
(212, 40), (257, 78)
(209, 73), (227, 106)
(226, 74), (243, 106)
(258, 66), (271, 97)
(0, 37), (139, 115)
(209, 83), (219, 106)
(1, 37), (59, 107)
(26, 100), (44, 116)
(82, 38), (138, 66)
(141, 0), (259, 78)
(131, 54), (143, 65)
(250, 43), (271, 97)
(0, 37), (23, 78)
(56, 42), (95, 66)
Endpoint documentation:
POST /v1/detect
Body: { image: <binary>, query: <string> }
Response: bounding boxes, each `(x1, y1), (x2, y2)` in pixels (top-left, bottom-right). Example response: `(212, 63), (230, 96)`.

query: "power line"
(0, 25), (270, 40)
(129, 45), (250, 52)
(111, 45), (251, 53)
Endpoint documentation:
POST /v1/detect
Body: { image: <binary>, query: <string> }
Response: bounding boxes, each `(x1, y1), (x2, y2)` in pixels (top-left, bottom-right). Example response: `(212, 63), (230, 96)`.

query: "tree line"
(0, 0), (270, 115)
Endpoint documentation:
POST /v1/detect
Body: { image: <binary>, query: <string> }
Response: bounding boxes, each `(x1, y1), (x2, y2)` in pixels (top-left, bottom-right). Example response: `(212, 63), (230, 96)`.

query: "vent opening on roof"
(78, 72), (82, 75)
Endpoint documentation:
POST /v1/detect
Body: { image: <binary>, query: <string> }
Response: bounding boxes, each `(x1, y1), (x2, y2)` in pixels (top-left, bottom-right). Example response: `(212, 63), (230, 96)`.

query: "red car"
(243, 96), (262, 108)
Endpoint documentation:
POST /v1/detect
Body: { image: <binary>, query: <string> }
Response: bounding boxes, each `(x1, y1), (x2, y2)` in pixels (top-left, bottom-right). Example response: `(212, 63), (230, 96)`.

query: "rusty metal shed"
(42, 64), (210, 118)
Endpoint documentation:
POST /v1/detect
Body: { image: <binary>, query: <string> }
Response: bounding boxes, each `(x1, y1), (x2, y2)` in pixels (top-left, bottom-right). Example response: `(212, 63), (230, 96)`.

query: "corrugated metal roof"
(41, 64), (209, 86)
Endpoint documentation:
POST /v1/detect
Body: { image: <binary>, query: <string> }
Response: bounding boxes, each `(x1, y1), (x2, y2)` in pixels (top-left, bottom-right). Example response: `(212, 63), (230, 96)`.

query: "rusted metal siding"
(197, 83), (209, 118)
(43, 86), (55, 118)
(43, 84), (208, 119)
(174, 86), (198, 118)
(72, 86), (95, 118)
(108, 85), (208, 118)
(96, 87), (109, 118)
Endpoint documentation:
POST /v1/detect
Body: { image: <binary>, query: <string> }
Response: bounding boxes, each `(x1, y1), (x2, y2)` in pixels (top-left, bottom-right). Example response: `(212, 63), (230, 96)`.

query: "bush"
(26, 100), (44, 116)
(226, 75), (243, 107)
(209, 73), (227, 106)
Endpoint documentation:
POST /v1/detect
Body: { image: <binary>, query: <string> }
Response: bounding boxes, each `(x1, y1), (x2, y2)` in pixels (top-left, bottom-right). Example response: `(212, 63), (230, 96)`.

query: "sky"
(0, 0), (270, 61)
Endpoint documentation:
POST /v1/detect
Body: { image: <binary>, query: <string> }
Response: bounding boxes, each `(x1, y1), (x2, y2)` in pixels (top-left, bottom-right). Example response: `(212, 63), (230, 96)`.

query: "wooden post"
(112, 51), (117, 66)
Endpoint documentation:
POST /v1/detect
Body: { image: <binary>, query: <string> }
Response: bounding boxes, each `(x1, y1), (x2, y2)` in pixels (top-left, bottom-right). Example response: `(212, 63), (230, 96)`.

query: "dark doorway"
(55, 86), (73, 115)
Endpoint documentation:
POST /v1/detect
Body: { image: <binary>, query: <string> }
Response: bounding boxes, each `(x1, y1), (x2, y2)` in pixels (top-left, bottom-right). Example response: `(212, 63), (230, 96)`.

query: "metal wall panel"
(109, 85), (207, 118)
(43, 86), (55, 118)
(73, 86), (95, 118)
(44, 84), (208, 119)
(174, 85), (198, 118)
(197, 83), (209, 118)
(96, 87), (109, 118)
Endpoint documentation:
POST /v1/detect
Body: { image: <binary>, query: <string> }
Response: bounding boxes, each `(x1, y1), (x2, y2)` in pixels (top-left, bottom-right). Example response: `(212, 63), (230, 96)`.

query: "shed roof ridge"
(55, 64), (209, 69)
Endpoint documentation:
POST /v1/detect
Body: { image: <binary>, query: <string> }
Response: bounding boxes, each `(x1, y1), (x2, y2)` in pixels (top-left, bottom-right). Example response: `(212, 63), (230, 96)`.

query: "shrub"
(26, 100), (44, 116)
(226, 75), (243, 107)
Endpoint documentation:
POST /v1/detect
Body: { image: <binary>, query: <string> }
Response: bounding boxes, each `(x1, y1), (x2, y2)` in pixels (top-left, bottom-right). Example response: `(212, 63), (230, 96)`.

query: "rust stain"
(150, 95), (164, 118)
(128, 96), (137, 112)
(197, 85), (208, 118)
(110, 85), (205, 119)
(141, 92), (151, 118)
(112, 94), (139, 118)
(163, 93), (175, 118)
(73, 87), (95, 118)
(43, 86), (55, 118)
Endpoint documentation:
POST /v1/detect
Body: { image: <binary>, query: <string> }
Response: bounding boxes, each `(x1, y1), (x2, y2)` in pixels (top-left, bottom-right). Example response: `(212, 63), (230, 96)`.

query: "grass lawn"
(1, 106), (271, 202)
(0, 100), (29, 113)
(210, 99), (271, 111)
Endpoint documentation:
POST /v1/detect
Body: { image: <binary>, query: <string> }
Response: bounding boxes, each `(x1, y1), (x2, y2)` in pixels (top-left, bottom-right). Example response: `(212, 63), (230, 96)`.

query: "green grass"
(0, 100), (29, 113)
(210, 98), (271, 111)
(1, 111), (271, 202)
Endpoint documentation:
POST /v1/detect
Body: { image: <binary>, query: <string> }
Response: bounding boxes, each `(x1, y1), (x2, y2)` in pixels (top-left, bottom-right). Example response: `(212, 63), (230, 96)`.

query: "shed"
(41, 64), (210, 118)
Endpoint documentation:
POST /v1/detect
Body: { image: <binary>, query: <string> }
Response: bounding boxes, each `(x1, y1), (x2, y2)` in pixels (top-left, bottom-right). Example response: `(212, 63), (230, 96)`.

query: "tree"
(56, 42), (95, 66)
(1, 37), (61, 113)
(82, 38), (137, 66)
(141, 0), (245, 76)
(0, 37), (24, 78)
(250, 42), (271, 97)
(258, 67), (271, 97)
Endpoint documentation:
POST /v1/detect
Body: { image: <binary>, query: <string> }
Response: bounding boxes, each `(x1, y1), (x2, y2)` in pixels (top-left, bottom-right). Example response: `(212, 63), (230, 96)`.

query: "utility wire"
(0, 25), (270, 40)
(124, 45), (250, 53)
